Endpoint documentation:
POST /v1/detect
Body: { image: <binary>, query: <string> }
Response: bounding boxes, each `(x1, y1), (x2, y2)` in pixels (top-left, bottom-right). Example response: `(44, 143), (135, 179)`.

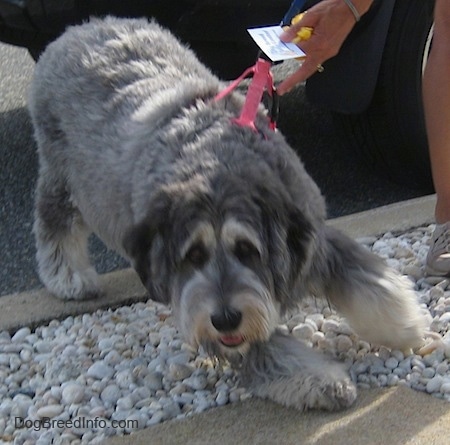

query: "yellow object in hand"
(289, 13), (313, 44)
(291, 13), (305, 25)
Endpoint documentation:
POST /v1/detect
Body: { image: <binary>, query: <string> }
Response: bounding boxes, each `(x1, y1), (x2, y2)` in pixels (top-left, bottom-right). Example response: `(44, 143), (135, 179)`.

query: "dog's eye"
(184, 244), (209, 267)
(234, 240), (260, 263)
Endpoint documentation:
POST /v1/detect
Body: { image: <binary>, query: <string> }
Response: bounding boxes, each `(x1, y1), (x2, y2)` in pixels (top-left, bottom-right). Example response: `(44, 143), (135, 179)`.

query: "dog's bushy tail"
(306, 225), (428, 350)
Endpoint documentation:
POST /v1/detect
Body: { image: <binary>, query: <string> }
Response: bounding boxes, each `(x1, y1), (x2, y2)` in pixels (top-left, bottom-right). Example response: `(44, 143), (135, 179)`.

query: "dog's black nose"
(211, 307), (242, 331)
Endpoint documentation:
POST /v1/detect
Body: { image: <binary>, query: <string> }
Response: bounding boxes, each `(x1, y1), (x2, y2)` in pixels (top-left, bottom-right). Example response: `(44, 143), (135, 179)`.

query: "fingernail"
(279, 31), (292, 42)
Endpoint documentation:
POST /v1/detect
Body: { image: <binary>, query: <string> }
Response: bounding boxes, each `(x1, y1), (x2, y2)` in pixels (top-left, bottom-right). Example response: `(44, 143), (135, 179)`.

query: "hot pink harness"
(214, 58), (278, 133)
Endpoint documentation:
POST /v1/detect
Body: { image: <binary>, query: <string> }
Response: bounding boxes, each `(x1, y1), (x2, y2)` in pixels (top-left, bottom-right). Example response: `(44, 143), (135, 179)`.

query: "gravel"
(2, 223), (450, 443)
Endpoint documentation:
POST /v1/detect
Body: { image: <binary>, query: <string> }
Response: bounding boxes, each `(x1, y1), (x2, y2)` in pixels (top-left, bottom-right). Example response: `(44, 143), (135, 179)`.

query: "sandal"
(426, 222), (450, 276)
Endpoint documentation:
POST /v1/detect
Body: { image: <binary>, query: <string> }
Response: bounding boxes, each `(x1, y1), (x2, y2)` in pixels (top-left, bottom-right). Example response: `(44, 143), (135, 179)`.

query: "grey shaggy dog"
(29, 17), (427, 411)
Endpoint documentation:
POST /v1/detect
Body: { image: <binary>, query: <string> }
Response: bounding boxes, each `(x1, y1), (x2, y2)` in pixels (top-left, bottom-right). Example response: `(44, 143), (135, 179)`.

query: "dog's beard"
(173, 270), (280, 359)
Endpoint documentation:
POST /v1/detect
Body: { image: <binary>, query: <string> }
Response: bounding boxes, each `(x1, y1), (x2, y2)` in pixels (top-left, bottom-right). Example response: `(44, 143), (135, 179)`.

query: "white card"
(247, 25), (306, 62)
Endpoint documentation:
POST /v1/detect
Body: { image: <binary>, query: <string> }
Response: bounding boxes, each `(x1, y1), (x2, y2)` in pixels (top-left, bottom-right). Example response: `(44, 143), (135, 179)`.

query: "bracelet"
(342, 0), (361, 22)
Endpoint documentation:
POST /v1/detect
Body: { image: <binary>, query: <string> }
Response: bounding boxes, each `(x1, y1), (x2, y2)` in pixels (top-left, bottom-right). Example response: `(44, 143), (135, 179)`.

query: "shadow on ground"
(277, 86), (431, 219)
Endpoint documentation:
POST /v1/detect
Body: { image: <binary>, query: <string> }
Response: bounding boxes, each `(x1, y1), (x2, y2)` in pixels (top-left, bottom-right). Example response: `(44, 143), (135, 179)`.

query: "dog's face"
(171, 216), (279, 357)
(124, 175), (313, 358)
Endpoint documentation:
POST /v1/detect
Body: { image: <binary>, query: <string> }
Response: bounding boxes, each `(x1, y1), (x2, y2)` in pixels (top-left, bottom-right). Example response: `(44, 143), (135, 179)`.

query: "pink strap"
(214, 65), (256, 102)
(214, 58), (276, 132)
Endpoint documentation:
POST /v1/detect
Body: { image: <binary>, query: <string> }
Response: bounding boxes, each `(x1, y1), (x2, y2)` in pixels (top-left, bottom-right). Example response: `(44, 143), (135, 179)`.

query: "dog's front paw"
(241, 330), (357, 411)
(34, 217), (102, 300)
(305, 375), (357, 411)
(253, 370), (357, 411)
(42, 265), (102, 300)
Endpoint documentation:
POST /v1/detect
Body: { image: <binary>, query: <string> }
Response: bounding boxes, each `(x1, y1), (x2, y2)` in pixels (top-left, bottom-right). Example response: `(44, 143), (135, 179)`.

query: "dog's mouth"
(219, 334), (245, 348)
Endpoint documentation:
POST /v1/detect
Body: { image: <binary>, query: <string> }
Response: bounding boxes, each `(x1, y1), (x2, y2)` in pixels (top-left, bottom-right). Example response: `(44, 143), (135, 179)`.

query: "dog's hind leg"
(240, 330), (357, 411)
(33, 169), (101, 300)
(307, 225), (428, 350)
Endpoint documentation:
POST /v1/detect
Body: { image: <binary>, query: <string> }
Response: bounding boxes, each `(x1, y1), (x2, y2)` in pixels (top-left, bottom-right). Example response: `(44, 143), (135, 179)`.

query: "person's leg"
(423, 0), (450, 223)
(423, 0), (450, 275)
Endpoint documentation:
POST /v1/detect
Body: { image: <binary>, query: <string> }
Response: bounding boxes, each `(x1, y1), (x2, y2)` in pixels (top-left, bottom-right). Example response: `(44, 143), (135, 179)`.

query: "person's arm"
(277, 0), (374, 95)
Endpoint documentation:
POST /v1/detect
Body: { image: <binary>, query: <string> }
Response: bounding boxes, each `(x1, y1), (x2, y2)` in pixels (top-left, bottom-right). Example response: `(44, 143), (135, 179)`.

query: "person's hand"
(277, 0), (373, 95)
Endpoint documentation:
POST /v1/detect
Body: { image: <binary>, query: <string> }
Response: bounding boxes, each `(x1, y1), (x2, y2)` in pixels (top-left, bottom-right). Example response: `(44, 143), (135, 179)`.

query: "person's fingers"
(280, 26), (300, 43)
(277, 71), (305, 96)
(277, 58), (324, 95)
(280, 15), (316, 43)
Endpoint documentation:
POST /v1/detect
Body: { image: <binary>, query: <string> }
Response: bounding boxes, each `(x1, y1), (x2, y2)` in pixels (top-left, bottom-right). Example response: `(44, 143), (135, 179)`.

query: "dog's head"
(124, 173), (314, 358)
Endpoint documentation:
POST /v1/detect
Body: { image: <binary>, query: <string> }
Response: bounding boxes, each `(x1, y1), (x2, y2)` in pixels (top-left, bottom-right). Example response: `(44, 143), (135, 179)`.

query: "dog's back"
(29, 17), (219, 140)
(30, 17), (325, 234)
(29, 17), (227, 244)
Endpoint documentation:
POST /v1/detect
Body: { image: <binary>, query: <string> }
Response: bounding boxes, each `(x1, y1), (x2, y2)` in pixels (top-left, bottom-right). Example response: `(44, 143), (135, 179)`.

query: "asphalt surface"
(0, 42), (431, 297)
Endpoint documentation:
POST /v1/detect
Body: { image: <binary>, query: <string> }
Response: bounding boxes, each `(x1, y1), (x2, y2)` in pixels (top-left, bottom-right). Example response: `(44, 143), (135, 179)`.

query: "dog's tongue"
(220, 335), (244, 347)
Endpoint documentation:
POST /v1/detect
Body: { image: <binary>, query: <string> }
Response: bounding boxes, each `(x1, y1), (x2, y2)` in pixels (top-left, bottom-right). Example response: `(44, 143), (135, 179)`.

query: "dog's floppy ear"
(123, 193), (172, 304)
(254, 184), (314, 307)
(286, 207), (315, 275)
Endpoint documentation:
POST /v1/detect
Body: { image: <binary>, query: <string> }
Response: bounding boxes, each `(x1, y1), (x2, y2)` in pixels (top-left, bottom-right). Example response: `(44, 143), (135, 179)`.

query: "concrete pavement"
(105, 386), (450, 445)
(2, 194), (448, 444)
